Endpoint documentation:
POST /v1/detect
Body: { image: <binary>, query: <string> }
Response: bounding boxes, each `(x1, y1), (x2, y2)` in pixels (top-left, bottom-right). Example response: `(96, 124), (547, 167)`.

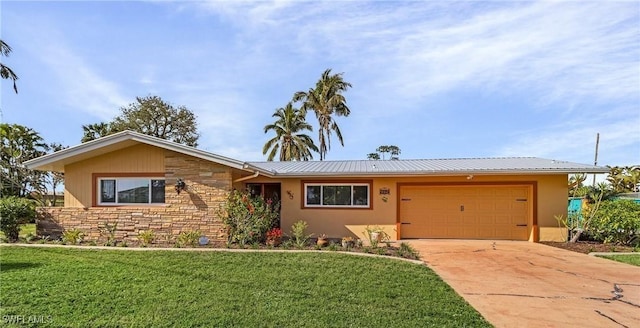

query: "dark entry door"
(247, 183), (281, 203)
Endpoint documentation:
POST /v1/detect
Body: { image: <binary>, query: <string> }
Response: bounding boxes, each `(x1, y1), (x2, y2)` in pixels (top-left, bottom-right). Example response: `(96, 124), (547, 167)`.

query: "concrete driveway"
(407, 240), (640, 328)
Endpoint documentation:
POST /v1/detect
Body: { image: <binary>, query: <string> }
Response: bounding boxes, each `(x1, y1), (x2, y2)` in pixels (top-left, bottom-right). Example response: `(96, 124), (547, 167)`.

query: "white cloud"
(19, 22), (128, 121)
(7, 1), (637, 165)
(188, 1), (637, 105)
(497, 108), (640, 166)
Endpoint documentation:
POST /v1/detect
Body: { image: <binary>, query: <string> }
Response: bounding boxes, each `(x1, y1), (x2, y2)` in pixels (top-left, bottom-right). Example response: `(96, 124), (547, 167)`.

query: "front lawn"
(0, 247), (490, 327)
(598, 254), (640, 266)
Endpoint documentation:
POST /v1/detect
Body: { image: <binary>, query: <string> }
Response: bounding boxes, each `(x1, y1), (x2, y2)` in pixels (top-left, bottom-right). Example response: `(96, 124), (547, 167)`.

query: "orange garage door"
(399, 185), (531, 240)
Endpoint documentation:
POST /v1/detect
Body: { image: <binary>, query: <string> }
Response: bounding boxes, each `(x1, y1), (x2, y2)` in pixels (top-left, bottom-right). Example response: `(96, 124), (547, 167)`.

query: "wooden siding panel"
(64, 144), (165, 207)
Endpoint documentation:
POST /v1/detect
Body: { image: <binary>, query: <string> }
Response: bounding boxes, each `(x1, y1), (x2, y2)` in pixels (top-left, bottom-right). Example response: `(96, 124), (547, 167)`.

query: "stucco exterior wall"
(47, 142), (569, 244)
(249, 174), (568, 242)
(39, 148), (233, 244)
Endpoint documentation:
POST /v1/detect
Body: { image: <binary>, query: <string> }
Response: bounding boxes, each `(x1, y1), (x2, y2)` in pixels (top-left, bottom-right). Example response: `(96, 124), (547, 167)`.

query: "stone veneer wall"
(37, 151), (233, 245)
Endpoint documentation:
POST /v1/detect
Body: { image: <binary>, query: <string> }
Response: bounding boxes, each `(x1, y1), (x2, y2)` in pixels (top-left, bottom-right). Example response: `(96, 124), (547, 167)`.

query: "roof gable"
(24, 130), (248, 172)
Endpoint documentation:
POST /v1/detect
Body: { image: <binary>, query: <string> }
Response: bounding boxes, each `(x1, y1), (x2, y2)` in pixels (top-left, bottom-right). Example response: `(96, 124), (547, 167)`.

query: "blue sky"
(1, 1), (638, 167)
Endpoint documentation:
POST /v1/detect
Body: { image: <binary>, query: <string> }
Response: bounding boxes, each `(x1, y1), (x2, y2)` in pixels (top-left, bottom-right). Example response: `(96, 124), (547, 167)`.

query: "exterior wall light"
(175, 178), (186, 194)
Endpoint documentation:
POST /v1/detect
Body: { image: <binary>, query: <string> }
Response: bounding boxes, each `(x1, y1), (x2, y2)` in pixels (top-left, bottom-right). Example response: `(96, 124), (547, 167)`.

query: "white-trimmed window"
(304, 183), (370, 208)
(98, 178), (165, 205)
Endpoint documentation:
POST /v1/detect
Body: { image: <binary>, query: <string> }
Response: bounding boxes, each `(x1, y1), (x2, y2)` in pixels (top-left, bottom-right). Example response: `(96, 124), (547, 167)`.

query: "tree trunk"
(569, 229), (583, 243)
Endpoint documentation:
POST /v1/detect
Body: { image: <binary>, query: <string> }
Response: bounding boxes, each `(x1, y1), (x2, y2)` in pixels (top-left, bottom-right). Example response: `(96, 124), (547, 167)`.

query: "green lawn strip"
(598, 254), (640, 266)
(0, 247), (490, 327)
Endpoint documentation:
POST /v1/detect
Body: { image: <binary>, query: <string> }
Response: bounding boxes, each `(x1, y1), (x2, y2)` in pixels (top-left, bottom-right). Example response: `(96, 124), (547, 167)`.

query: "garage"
(399, 184), (531, 240)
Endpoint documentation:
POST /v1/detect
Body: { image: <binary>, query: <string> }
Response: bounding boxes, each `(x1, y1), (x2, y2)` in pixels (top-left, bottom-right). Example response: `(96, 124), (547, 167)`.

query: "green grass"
(0, 247), (490, 327)
(599, 254), (640, 266)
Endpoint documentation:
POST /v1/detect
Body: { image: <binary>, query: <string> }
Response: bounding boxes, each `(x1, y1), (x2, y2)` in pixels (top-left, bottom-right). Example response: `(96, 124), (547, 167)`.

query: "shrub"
(137, 230), (155, 247)
(397, 242), (421, 260)
(24, 232), (38, 242)
(266, 228), (282, 246)
(0, 196), (36, 242)
(219, 190), (280, 246)
(99, 221), (118, 246)
(176, 230), (201, 248)
(589, 199), (640, 245)
(290, 220), (313, 248)
(266, 227), (282, 240)
(363, 225), (390, 248)
(281, 239), (294, 249)
(62, 229), (84, 245)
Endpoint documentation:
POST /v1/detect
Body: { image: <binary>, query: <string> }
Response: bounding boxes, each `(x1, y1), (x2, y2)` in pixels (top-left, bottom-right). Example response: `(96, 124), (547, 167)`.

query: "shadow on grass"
(1, 262), (42, 272)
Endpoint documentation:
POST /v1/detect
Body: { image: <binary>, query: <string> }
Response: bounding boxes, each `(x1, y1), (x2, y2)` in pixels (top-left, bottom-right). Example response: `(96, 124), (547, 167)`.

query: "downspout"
(233, 171), (260, 183)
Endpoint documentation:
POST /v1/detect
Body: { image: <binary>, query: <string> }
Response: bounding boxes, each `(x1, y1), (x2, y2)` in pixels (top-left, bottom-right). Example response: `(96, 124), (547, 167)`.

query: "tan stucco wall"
(536, 174), (570, 242)
(58, 144), (569, 243)
(247, 174), (568, 242)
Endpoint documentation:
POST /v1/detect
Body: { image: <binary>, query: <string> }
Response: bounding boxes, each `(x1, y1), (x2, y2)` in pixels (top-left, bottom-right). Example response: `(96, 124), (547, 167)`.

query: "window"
(98, 178), (165, 205)
(303, 182), (370, 208)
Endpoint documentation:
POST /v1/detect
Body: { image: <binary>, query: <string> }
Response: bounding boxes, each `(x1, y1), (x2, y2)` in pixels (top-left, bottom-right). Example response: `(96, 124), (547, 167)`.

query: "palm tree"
(293, 69), (352, 161)
(568, 173), (587, 197)
(367, 153), (380, 160)
(376, 145), (390, 160)
(81, 122), (113, 143)
(263, 102), (318, 161)
(1, 39), (18, 93)
(388, 145), (401, 160)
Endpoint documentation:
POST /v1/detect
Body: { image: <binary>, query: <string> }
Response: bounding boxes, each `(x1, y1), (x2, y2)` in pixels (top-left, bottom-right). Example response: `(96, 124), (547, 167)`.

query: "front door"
(247, 183), (281, 203)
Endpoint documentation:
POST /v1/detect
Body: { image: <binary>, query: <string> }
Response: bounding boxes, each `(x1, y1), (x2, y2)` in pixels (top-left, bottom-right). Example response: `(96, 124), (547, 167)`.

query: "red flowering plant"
(266, 228), (282, 239)
(218, 190), (280, 246)
(266, 228), (283, 246)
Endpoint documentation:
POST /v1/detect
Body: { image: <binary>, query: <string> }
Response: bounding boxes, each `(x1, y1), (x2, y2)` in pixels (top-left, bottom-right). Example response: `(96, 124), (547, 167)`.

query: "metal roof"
(24, 131), (609, 177)
(247, 157), (609, 177)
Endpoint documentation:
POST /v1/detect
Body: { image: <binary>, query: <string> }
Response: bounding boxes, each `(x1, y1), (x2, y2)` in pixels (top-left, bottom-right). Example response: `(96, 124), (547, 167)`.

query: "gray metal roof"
(247, 157), (609, 177)
(23, 130), (608, 178)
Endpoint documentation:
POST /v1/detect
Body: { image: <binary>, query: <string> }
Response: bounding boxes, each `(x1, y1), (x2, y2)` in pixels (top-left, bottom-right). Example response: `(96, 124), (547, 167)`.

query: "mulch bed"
(540, 241), (637, 254)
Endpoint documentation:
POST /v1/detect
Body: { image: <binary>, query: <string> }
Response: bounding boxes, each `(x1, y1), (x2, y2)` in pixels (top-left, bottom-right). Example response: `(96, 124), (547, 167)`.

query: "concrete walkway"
(407, 240), (640, 328)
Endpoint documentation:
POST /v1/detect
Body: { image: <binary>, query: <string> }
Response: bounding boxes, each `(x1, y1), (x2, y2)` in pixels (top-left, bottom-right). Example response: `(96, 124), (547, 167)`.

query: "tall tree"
(45, 143), (67, 206)
(0, 124), (48, 198)
(0, 39), (18, 93)
(366, 153), (380, 160)
(376, 145), (390, 160)
(263, 102), (318, 161)
(370, 145), (401, 160)
(81, 122), (115, 143)
(293, 69), (352, 161)
(606, 166), (640, 193)
(388, 145), (401, 160)
(81, 96), (200, 146)
(568, 173), (587, 197)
